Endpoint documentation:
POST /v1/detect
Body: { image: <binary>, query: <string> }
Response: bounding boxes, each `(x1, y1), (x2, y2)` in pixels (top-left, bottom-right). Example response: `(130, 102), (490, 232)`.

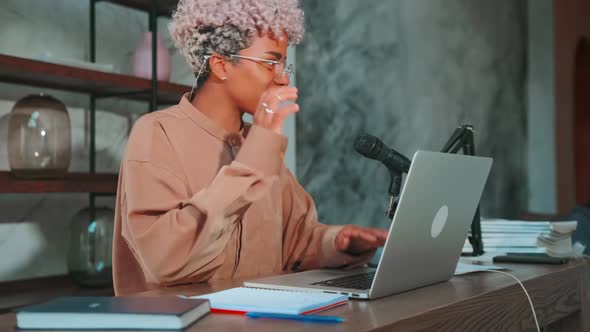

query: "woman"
(112, 0), (388, 295)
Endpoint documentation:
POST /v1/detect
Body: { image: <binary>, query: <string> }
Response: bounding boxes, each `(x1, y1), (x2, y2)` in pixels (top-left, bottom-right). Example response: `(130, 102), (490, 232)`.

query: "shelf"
(103, 0), (178, 17)
(0, 172), (118, 193)
(0, 54), (189, 105)
(0, 275), (113, 313)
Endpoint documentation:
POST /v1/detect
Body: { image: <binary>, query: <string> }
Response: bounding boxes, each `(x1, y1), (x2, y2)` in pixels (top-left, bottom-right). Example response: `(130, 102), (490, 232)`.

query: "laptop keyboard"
(311, 271), (376, 290)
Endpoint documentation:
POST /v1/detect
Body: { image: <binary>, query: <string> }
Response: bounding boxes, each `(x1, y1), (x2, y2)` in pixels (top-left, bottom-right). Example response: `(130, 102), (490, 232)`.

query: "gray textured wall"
(527, 0), (557, 214)
(296, 0), (527, 228)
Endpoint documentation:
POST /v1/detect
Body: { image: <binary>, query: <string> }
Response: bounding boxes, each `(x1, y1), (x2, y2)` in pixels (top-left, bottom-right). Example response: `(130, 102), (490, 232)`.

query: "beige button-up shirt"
(112, 95), (372, 295)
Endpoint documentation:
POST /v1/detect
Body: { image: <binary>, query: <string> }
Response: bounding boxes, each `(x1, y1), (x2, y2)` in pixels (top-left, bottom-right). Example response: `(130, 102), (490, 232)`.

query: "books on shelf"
(463, 219), (582, 257)
(16, 296), (210, 330)
(186, 287), (348, 315)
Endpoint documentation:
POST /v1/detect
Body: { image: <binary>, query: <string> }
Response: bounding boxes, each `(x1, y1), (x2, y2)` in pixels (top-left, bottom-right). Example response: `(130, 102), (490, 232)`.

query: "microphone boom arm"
(386, 171), (403, 220)
(441, 125), (484, 256)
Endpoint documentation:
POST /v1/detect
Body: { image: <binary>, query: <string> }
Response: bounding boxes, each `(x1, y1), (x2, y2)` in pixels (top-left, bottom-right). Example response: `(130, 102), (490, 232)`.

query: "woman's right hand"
(253, 86), (299, 135)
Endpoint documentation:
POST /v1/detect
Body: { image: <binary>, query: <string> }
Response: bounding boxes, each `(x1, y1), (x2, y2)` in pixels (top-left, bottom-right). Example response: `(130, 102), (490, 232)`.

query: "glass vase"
(67, 206), (114, 287)
(7, 93), (71, 178)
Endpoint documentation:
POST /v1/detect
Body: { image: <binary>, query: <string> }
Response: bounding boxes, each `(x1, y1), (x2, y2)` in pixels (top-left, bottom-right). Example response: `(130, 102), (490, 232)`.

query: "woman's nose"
(275, 74), (290, 86)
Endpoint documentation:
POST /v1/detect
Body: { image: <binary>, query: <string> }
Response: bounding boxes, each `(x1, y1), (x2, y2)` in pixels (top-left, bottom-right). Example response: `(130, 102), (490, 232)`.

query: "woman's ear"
(208, 54), (230, 81)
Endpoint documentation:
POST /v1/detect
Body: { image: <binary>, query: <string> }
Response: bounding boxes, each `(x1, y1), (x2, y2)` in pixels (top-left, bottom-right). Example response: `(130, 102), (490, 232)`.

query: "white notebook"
(184, 287), (348, 315)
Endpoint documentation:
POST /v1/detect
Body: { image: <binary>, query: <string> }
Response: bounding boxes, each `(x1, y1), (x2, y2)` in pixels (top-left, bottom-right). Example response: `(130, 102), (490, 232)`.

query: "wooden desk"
(1, 258), (588, 331)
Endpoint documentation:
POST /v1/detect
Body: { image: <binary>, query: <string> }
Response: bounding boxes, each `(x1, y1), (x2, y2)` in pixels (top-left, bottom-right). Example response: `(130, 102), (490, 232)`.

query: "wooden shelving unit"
(0, 172), (118, 193)
(0, 54), (188, 105)
(0, 1), (188, 196)
(0, 0), (182, 309)
(105, 0), (178, 16)
(0, 52), (189, 195)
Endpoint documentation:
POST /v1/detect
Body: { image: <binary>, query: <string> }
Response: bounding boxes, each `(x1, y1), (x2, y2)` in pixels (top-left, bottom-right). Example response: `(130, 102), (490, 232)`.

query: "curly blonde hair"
(169, 0), (304, 86)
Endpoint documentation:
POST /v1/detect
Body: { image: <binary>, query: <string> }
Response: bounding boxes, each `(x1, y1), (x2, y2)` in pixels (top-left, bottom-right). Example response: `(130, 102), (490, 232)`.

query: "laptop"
(244, 151), (493, 300)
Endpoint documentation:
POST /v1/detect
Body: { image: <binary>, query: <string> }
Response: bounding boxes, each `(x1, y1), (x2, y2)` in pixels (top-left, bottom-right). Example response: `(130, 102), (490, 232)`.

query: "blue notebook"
(16, 296), (210, 330)
(189, 287), (348, 315)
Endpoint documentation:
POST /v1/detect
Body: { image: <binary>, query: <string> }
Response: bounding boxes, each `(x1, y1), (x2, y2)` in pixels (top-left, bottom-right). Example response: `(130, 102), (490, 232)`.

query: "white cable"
(484, 269), (540, 332)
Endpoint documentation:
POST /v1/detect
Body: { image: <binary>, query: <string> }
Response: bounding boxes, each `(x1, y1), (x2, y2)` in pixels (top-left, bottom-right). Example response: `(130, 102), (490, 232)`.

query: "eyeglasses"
(228, 54), (294, 83)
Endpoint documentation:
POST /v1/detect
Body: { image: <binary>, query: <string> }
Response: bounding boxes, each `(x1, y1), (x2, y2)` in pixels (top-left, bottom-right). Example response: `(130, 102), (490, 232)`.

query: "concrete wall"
(296, 0), (528, 228)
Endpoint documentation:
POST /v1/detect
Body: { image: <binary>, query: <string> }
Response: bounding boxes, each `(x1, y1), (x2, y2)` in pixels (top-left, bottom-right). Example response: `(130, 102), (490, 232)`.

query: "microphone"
(353, 133), (410, 174)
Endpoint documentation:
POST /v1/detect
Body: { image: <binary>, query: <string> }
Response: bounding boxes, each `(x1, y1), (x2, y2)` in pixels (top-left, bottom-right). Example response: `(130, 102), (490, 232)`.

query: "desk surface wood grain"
(1, 258), (588, 332)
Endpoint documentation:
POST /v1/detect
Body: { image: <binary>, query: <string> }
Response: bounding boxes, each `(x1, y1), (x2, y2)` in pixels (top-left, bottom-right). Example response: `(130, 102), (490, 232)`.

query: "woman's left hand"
(253, 86), (299, 135)
(334, 225), (388, 255)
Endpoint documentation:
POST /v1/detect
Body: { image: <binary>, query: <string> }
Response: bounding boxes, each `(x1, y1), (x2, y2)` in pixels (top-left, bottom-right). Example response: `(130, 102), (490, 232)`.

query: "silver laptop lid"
(369, 151), (492, 299)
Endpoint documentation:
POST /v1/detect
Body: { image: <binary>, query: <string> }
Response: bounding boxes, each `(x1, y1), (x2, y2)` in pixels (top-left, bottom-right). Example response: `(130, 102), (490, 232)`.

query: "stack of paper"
(463, 219), (579, 257)
(536, 221), (578, 257)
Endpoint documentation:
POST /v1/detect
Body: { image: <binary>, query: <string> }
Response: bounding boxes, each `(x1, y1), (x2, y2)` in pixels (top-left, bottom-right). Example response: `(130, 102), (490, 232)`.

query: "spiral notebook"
(185, 287), (348, 315)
